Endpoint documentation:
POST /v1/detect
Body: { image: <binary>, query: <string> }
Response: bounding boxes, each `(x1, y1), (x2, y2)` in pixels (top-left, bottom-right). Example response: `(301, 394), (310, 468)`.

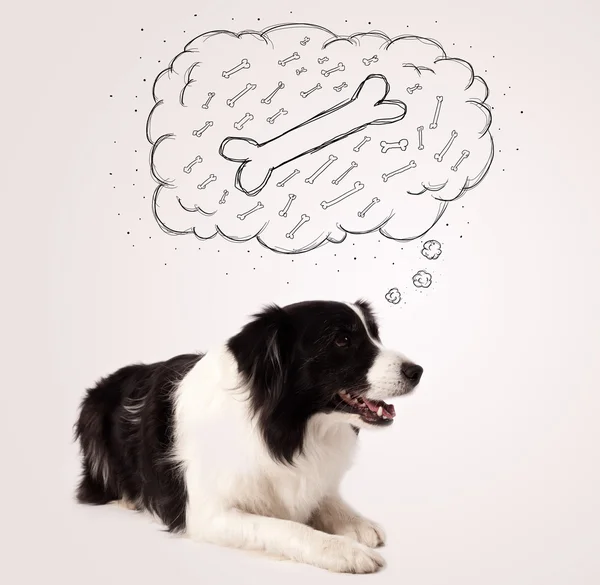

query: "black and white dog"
(75, 300), (423, 573)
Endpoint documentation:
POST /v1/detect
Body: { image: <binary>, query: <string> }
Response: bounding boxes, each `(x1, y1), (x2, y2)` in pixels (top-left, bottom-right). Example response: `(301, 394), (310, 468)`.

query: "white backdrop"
(2, 0), (599, 583)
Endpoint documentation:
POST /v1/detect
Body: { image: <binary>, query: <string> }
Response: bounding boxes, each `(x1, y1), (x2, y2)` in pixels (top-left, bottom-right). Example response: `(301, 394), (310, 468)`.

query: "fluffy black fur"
(74, 353), (201, 532)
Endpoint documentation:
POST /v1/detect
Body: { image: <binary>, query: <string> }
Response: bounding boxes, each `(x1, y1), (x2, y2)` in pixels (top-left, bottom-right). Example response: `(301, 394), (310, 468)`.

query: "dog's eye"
(334, 334), (351, 348)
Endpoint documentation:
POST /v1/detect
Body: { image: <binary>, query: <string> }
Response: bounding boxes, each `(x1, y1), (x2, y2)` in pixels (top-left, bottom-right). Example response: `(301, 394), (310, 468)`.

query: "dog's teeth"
(377, 406), (383, 417)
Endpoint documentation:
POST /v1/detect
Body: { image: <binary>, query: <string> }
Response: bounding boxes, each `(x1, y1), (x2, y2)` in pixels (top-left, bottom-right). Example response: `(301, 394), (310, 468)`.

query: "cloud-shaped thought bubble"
(148, 24), (494, 254)
(413, 270), (433, 288)
(422, 239), (442, 260)
(385, 287), (402, 304)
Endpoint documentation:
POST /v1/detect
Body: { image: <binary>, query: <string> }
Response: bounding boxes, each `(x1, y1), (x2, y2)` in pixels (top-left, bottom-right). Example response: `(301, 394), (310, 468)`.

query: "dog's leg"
(310, 495), (386, 548)
(188, 508), (384, 573)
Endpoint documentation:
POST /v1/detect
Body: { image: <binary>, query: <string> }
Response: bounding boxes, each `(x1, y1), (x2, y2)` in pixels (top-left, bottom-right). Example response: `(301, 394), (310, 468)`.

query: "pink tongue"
(362, 397), (395, 419)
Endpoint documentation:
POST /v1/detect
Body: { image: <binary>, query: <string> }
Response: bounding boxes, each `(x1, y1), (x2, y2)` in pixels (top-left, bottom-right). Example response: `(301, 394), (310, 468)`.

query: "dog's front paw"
(339, 518), (386, 548)
(318, 536), (385, 574)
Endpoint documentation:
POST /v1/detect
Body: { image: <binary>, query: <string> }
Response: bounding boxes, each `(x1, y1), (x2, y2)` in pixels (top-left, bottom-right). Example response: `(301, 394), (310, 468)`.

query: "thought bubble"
(385, 287), (402, 304)
(413, 270), (432, 288)
(422, 239), (442, 260)
(148, 24), (494, 254)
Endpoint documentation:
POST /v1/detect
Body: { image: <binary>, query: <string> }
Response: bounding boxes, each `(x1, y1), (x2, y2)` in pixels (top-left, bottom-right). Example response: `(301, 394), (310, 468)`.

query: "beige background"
(2, 0), (599, 583)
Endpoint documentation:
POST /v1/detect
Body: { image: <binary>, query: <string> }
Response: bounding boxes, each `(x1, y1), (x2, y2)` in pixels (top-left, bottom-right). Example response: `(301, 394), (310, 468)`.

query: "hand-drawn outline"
(148, 23), (495, 255)
(220, 74), (406, 196)
(421, 240), (442, 260)
(385, 288), (401, 304)
(413, 270), (433, 288)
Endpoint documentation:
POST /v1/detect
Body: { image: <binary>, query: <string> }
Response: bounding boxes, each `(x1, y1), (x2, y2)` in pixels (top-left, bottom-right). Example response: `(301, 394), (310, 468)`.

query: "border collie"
(74, 300), (423, 573)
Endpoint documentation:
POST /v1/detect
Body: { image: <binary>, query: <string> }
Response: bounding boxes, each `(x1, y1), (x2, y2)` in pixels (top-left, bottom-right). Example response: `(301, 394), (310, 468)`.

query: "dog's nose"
(401, 363), (423, 384)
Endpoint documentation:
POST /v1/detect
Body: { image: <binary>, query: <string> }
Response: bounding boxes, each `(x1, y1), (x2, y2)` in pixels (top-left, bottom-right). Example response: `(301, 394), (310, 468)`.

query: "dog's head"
(227, 299), (422, 461)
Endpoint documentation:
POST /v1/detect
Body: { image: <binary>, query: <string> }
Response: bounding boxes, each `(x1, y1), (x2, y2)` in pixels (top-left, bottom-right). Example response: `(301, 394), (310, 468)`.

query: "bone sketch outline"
(148, 22), (495, 255)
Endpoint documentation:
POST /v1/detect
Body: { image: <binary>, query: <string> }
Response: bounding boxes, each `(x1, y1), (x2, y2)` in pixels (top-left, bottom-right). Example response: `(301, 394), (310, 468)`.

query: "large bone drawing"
(219, 74), (406, 196)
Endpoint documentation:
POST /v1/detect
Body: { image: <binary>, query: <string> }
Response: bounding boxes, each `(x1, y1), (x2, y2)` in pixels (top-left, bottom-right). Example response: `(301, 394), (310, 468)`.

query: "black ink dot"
(141, 28), (144, 32)
(163, 40), (166, 43)
(109, 94), (113, 98)
(143, 79), (147, 82)
(109, 172), (113, 176)
(127, 231), (130, 234)
(520, 110), (524, 114)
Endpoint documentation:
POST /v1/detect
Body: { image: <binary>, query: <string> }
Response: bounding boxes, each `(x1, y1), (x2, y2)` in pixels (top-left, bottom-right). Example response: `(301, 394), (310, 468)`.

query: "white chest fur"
(173, 347), (359, 531)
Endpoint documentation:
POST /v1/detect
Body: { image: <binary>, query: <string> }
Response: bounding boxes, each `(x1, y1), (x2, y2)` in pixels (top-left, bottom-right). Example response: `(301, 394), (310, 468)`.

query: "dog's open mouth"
(333, 390), (396, 426)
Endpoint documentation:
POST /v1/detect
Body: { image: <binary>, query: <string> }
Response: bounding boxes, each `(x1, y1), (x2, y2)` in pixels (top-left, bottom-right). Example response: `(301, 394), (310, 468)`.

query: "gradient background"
(3, 0), (599, 583)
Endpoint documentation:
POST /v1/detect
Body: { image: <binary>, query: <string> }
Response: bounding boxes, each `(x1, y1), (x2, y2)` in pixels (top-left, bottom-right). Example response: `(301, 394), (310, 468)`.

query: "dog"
(74, 299), (423, 573)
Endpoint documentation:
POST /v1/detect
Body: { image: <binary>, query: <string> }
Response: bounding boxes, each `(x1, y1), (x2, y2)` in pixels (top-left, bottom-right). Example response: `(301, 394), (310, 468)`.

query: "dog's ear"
(227, 304), (293, 410)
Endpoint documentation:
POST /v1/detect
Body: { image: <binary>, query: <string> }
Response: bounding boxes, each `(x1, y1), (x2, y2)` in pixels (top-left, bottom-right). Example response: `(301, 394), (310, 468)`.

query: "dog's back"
(74, 353), (201, 531)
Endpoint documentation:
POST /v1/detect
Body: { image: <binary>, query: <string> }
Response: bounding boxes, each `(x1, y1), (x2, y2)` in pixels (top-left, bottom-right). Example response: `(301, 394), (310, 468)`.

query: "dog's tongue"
(363, 397), (396, 419)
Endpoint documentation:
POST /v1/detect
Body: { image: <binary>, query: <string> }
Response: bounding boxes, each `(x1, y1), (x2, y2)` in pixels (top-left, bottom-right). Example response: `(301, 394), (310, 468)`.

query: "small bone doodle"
(321, 181), (365, 209)
(407, 84), (422, 95)
(353, 136), (371, 152)
(202, 92), (215, 109)
(333, 82), (348, 92)
(234, 113), (254, 131)
(227, 83), (257, 108)
(382, 160), (417, 182)
(300, 83), (322, 98)
(380, 139), (409, 153)
(192, 121), (213, 137)
(183, 155), (203, 173)
(222, 59), (250, 79)
(362, 55), (378, 66)
(321, 62), (345, 77)
(278, 52), (300, 67)
(332, 161), (358, 185)
(317, 56), (329, 64)
(430, 96), (443, 129)
(300, 37), (310, 46)
(261, 81), (285, 105)
(286, 214), (310, 239)
(278, 193), (297, 217)
(219, 190), (229, 204)
(305, 154), (337, 184)
(267, 108), (288, 124)
(358, 197), (380, 218)
(417, 126), (424, 150)
(434, 130), (458, 162)
(276, 169), (300, 187)
(451, 149), (470, 171)
(296, 67), (307, 75)
(197, 174), (217, 190)
(237, 201), (264, 220)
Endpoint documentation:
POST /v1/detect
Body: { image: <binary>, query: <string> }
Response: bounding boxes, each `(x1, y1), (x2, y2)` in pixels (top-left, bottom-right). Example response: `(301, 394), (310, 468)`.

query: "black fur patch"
(74, 354), (201, 532)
